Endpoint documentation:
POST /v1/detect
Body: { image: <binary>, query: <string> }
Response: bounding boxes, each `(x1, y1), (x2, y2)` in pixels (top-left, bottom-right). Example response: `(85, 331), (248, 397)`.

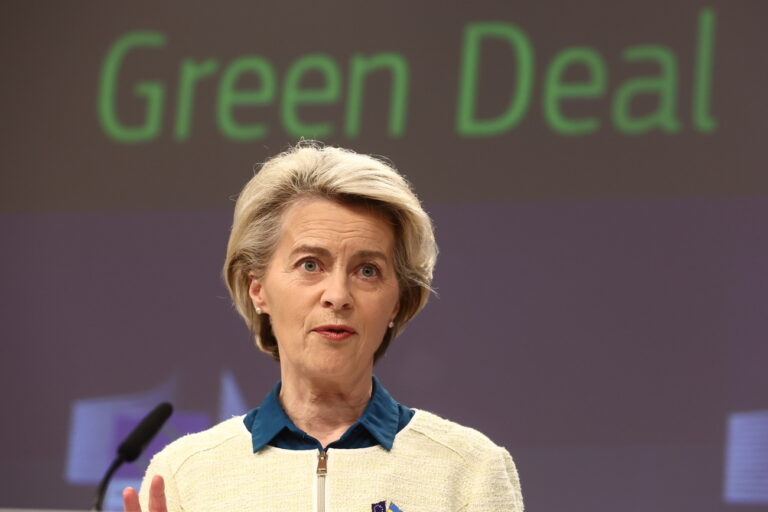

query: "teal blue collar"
(243, 375), (411, 452)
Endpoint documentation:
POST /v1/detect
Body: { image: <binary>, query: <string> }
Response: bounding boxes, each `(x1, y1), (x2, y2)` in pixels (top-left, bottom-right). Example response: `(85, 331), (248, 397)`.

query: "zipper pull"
(317, 450), (328, 475)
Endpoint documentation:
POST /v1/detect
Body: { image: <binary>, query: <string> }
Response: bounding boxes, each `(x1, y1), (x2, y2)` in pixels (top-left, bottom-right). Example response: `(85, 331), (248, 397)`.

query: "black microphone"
(92, 402), (174, 511)
(117, 402), (173, 462)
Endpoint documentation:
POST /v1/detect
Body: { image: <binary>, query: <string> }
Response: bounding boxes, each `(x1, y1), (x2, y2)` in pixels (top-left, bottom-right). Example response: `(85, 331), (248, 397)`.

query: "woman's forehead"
(278, 198), (396, 255)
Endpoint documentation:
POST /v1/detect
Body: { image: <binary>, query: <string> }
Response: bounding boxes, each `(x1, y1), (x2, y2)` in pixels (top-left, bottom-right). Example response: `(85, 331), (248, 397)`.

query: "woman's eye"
(301, 260), (319, 272)
(360, 264), (379, 278)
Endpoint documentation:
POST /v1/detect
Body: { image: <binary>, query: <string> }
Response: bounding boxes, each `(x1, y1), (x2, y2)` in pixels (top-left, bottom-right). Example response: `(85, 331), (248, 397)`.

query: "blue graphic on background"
(65, 378), (178, 485)
(219, 369), (249, 421)
(724, 410), (768, 504)
(65, 371), (249, 510)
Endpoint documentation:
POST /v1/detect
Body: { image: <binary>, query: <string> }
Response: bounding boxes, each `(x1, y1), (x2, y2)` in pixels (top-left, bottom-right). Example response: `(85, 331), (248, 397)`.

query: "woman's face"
(249, 198), (401, 383)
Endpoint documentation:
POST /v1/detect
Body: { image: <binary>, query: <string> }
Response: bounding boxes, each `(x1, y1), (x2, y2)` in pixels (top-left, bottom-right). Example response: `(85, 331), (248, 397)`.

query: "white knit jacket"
(139, 409), (524, 512)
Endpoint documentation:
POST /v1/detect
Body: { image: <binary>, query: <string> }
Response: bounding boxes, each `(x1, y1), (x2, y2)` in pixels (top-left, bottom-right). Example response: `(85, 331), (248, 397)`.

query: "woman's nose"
(321, 272), (353, 310)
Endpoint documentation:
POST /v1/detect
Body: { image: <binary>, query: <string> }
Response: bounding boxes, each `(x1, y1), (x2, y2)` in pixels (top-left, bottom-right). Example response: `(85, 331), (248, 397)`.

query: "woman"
(123, 143), (523, 512)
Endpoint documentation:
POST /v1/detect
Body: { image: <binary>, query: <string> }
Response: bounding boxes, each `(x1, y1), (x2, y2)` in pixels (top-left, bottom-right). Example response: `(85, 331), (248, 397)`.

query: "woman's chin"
(301, 355), (365, 381)
(311, 360), (354, 377)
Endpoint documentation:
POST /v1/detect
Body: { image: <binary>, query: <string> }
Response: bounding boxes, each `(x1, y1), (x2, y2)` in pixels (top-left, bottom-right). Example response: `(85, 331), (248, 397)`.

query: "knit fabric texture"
(138, 409), (524, 512)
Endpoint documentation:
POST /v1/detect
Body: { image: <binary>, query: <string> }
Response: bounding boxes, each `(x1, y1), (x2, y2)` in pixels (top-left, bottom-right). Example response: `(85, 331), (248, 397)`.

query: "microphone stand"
(91, 402), (173, 511)
(93, 456), (125, 511)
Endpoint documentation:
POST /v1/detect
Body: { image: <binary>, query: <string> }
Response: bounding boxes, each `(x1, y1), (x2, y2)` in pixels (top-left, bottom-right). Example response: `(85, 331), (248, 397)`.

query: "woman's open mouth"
(313, 325), (356, 341)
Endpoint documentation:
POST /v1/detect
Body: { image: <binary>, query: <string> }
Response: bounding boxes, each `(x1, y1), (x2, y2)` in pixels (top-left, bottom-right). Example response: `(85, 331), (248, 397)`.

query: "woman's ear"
(248, 273), (269, 313)
(390, 300), (400, 324)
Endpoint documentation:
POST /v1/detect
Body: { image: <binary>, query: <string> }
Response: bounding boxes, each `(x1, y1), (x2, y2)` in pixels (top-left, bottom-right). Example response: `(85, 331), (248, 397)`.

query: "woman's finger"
(122, 487), (141, 512)
(148, 475), (168, 512)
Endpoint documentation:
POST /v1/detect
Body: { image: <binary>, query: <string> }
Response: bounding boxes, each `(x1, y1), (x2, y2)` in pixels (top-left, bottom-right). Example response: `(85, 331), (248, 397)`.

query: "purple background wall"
(1, 1), (767, 510)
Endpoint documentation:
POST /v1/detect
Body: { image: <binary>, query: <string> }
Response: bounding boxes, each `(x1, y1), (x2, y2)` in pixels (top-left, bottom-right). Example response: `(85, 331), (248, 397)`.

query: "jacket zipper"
(316, 449), (328, 512)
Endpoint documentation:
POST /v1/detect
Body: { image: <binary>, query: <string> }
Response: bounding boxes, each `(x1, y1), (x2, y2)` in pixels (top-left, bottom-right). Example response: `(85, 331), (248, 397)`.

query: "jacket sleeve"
(461, 447), (524, 512)
(138, 450), (184, 512)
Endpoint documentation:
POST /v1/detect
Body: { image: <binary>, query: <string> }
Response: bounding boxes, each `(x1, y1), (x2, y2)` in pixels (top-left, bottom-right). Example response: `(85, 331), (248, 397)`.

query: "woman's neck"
(278, 370), (372, 448)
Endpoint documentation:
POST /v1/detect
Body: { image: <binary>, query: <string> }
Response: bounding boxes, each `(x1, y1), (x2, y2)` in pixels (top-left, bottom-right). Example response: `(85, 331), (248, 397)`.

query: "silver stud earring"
(255, 306), (262, 315)
(388, 320), (394, 328)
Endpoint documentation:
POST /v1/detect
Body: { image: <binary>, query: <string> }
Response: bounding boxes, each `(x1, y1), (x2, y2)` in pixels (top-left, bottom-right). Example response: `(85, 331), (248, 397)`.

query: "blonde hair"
(224, 142), (437, 362)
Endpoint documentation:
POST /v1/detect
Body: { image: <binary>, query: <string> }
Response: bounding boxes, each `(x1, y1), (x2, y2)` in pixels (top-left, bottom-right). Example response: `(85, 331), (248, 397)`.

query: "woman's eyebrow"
(289, 245), (332, 259)
(355, 250), (389, 263)
(289, 245), (389, 263)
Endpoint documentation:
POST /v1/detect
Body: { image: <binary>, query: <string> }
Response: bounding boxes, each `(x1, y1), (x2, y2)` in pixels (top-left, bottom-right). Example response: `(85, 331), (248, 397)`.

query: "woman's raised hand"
(123, 475), (167, 512)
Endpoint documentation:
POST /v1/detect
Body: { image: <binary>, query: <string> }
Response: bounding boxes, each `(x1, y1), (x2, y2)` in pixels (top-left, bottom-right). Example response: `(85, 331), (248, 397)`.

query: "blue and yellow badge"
(371, 501), (405, 512)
